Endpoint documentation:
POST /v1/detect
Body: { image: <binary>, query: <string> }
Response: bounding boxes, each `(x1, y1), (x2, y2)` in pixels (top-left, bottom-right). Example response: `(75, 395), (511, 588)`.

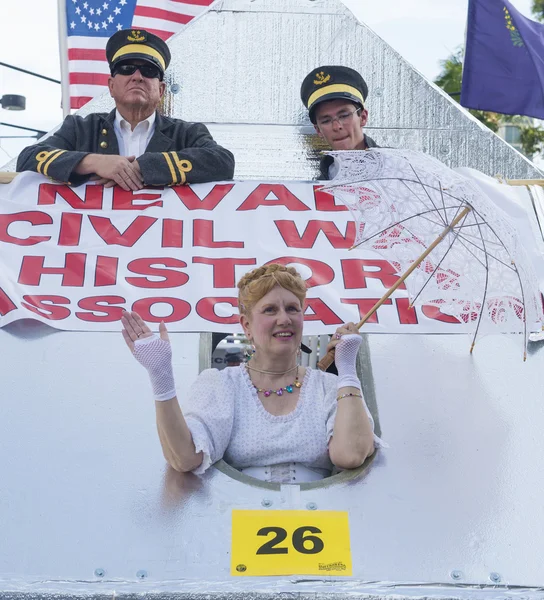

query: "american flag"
(64, 0), (214, 110)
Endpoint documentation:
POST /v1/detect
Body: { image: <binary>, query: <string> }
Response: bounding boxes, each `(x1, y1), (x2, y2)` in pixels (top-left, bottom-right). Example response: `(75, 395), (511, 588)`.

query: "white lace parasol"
(320, 148), (544, 355)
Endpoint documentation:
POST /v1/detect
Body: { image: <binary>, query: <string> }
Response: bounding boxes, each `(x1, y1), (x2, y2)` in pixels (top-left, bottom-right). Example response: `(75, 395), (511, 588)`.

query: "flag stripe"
(70, 83), (109, 96)
(171, 0), (214, 5)
(70, 72), (110, 86)
(69, 60), (110, 74)
(68, 36), (110, 50)
(138, 0), (206, 17)
(137, 27), (173, 40)
(131, 16), (181, 34)
(64, 0), (212, 110)
(72, 96), (94, 109)
(133, 6), (192, 24)
(68, 49), (108, 61)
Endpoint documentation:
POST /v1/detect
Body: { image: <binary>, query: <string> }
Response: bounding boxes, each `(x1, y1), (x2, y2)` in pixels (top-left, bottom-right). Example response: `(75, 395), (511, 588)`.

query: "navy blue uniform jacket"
(16, 109), (235, 186)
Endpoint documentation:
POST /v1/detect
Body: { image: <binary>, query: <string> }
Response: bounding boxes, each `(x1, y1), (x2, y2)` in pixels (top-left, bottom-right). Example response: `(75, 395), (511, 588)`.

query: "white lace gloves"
(334, 333), (363, 390)
(121, 312), (176, 402)
(133, 335), (176, 401)
(329, 325), (388, 449)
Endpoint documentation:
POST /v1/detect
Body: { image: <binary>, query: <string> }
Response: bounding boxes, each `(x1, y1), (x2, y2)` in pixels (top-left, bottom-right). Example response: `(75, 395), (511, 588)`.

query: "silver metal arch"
(2, 1), (544, 599)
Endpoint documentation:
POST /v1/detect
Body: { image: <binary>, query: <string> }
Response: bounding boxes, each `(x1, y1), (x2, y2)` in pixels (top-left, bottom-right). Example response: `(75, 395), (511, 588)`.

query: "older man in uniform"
(17, 29), (234, 189)
(300, 65), (378, 180)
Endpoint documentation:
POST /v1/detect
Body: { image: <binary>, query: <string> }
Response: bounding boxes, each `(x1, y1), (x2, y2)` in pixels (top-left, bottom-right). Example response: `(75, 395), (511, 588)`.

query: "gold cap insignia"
(313, 71), (331, 86)
(127, 30), (145, 43)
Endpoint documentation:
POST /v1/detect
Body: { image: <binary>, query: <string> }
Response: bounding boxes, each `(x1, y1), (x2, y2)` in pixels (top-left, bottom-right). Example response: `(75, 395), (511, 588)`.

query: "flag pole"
(57, 0), (71, 117)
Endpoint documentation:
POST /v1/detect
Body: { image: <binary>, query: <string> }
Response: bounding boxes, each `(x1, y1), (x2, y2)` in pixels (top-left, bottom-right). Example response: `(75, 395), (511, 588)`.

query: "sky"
(0, 0), (537, 165)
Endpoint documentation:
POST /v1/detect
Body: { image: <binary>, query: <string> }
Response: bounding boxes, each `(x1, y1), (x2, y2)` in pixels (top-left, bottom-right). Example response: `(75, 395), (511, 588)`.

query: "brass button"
(101, 128), (108, 135)
(100, 141), (108, 149)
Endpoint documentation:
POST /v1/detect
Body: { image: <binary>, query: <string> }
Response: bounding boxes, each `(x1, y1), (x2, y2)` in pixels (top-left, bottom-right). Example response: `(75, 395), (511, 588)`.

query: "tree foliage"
(532, 0), (544, 21)
(520, 126), (544, 156)
(434, 48), (544, 157)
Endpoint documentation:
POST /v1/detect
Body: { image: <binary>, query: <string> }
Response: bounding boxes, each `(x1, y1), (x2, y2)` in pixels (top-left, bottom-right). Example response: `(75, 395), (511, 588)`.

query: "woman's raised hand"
(121, 311), (168, 352)
(326, 323), (363, 389)
(325, 322), (359, 354)
(121, 311), (176, 401)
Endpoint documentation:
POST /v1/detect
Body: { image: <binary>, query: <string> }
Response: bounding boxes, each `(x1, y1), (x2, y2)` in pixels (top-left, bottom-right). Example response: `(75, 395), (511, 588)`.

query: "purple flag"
(461, 0), (544, 119)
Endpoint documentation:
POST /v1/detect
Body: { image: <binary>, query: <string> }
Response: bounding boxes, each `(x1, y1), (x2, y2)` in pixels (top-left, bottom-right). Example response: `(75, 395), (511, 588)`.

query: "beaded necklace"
(247, 365), (302, 397)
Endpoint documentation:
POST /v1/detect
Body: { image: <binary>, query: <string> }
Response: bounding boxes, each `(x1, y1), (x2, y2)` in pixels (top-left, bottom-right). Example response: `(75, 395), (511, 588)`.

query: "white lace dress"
(181, 365), (380, 476)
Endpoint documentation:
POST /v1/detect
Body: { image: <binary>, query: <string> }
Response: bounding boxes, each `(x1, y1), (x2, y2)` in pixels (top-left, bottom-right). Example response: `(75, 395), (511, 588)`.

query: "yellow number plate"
(231, 510), (352, 576)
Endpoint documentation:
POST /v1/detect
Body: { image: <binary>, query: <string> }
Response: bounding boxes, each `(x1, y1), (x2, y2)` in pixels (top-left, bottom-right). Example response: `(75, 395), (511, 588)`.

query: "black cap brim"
(111, 54), (164, 75)
(309, 92), (364, 123)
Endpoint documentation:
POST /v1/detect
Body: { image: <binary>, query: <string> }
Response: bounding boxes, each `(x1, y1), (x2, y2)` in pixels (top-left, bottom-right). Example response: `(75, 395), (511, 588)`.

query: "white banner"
(0, 172), (540, 334)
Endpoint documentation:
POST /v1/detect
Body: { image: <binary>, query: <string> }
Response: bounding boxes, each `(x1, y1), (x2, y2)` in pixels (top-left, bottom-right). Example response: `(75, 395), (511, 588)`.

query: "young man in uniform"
(17, 29), (234, 188)
(300, 65), (378, 180)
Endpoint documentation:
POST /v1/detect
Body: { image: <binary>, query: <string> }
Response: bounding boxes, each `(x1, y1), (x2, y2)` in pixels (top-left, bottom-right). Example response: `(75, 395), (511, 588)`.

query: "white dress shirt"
(113, 110), (156, 157)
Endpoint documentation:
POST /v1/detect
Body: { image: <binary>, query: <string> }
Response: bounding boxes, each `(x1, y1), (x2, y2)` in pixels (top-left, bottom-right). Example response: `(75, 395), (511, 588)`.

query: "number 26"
(256, 526), (324, 555)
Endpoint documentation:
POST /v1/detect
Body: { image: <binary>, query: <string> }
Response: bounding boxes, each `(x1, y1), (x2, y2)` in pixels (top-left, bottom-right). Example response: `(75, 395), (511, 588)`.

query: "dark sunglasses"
(113, 63), (163, 80)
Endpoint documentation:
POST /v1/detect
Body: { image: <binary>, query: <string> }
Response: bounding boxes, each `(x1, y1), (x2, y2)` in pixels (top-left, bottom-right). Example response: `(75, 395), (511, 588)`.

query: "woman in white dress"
(121, 264), (382, 483)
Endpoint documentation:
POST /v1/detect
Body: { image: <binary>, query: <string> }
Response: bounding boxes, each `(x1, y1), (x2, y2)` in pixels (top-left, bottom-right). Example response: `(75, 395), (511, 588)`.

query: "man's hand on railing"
(75, 154), (144, 191)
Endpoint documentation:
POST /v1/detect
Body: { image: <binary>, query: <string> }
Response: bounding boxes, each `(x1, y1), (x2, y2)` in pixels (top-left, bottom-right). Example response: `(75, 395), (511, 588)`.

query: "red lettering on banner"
(341, 259), (406, 290)
(341, 298), (392, 323)
(304, 298), (343, 325)
(193, 219), (244, 248)
(162, 219), (183, 248)
(95, 256), (119, 286)
(0, 288), (17, 316)
(193, 257), (256, 287)
(171, 184), (235, 210)
(112, 188), (163, 210)
(38, 183), (104, 209)
(268, 257), (334, 288)
(132, 297), (191, 323)
(89, 215), (157, 246)
(275, 220), (355, 249)
(21, 295), (71, 320)
(126, 258), (189, 288)
(313, 186), (348, 212)
(0, 211), (53, 246)
(421, 304), (461, 324)
(195, 297), (239, 324)
(58, 213), (83, 246)
(237, 185), (310, 211)
(396, 298), (418, 324)
(76, 296), (125, 322)
(18, 253), (86, 287)
(193, 220), (244, 248)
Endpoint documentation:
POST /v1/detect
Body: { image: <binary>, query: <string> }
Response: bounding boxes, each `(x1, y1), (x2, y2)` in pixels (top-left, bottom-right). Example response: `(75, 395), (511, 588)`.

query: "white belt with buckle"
(240, 462), (329, 483)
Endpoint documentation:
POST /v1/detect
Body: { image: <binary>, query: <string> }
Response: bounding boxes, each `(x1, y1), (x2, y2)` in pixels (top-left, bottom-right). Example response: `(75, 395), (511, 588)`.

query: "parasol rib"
(318, 206), (472, 371)
(407, 206), (471, 308)
(470, 217), (491, 355)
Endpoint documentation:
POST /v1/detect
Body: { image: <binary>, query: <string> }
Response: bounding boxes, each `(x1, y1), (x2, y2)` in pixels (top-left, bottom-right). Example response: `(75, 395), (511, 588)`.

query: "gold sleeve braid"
(161, 152), (193, 185)
(35, 150), (67, 177)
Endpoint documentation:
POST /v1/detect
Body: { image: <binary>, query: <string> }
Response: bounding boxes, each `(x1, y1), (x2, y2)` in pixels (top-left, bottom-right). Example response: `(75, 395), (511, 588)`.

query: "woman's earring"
(244, 343), (256, 362)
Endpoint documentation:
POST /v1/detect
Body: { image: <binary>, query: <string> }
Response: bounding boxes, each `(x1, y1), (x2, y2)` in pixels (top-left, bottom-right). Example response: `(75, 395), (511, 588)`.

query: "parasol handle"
(317, 206), (471, 371)
(316, 350), (336, 372)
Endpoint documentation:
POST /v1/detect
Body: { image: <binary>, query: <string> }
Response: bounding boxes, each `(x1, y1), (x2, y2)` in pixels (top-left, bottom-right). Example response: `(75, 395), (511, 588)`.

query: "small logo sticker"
(318, 562), (347, 572)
